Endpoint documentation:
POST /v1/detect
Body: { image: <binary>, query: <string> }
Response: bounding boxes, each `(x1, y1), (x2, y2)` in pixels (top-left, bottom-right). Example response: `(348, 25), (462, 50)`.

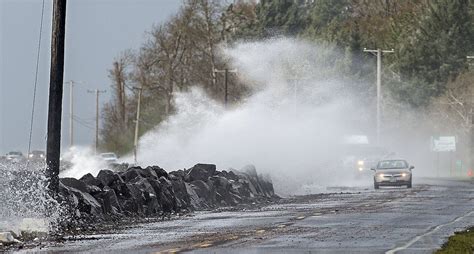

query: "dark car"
(372, 159), (414, 189)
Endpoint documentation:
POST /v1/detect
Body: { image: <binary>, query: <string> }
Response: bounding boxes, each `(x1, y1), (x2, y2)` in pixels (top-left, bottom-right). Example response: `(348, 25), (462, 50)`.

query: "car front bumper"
(376, 180), (411, 186)
(374, 175), (411, 186)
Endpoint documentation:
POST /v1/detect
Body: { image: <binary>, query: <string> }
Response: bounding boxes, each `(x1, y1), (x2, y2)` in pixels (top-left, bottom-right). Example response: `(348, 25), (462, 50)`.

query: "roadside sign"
(431, 136), (456, 152)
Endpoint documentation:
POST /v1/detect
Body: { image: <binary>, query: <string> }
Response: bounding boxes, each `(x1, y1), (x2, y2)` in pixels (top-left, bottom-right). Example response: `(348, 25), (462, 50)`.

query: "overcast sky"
(0, 0), (182, 155)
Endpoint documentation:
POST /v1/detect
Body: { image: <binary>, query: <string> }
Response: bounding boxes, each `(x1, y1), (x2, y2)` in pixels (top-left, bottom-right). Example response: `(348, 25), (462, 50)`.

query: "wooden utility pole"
(46, 0), (67, 198)
(363, 48), (394, 145)
(131, 84), (161, 164)
(467, 56), (474, 172)
(133, 86), (143, 164)
(213, 68), (237, 107)
(88, 89), (106, 154)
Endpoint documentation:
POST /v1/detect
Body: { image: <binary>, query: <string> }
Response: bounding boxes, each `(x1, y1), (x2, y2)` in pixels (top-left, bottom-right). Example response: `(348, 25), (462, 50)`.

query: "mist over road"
(24, 178), (473, 254)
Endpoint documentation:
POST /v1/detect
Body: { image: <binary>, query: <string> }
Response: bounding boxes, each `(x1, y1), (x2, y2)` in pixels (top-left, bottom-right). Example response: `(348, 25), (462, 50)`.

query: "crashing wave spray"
(134, 38), (372, 194)
(60, 146), (108, 178)
(0, 161), (63, 235)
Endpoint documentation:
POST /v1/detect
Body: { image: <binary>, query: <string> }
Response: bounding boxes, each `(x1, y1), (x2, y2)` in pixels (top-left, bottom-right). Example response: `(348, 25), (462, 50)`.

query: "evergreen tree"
(256, 0), (304, 37)
(392, 0), (474, 107)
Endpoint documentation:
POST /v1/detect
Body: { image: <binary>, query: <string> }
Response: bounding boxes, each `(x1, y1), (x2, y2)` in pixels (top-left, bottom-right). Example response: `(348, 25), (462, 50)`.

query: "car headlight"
(401, 173), (407, 177)
(358, 167), (363, 171)
(357, 160), (364, 166)
(377, 173), (385, 177)
(29, 154), (34, 158)
(40, 154), (44, 158)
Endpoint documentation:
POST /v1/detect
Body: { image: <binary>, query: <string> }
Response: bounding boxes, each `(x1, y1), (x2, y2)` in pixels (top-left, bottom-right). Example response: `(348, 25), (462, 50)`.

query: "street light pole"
(363, 48), (394, 145)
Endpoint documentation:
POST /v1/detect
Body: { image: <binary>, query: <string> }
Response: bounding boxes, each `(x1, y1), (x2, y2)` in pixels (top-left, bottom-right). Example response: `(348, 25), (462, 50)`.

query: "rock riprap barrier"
(59, 164), (276, 220)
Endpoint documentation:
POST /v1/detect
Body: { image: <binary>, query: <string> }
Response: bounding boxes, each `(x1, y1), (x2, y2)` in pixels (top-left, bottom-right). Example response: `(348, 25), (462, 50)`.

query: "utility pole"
(466, 56), (474, 173)
(131, 84), (162, 164)
(363, 48), (394, 145)
(46, 0), (67, 198)
(66, 80), (83, 147)
(69, 81), (74, 147)
(66, 80), (76, 147)
(133, 86), (143, 164)
(88, 89), (106, 154)
(213, 68), (237, 107)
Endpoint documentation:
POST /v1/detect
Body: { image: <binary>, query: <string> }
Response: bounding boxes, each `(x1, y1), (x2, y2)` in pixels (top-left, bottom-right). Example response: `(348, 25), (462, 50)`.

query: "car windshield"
(8, 152), (22, 156)
(101, 153), (116, 158)
(377, 160), (408, 169)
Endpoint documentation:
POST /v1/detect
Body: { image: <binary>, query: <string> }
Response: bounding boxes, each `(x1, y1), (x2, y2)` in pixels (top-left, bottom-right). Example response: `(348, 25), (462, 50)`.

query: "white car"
(100, 152), (118, 164)
(6, 151), (24, 162)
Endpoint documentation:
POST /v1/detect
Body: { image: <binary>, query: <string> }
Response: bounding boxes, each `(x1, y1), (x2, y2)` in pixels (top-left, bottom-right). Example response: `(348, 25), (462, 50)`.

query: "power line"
(26, 0), (46, 162)
(72, 116), (95, 130)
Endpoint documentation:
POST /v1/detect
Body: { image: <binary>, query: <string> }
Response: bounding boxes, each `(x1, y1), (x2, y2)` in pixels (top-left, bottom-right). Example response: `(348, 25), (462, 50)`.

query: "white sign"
(431, 136), (456, 152)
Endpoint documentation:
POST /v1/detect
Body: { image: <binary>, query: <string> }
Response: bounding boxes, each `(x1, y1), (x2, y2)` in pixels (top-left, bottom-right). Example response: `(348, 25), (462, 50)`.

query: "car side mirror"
(409, 166), (414, 170)
(370, 167), (376, 171)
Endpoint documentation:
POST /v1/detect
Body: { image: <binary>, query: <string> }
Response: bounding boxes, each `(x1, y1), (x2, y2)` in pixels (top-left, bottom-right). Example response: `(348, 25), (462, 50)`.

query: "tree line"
(101, 0), (474, 157)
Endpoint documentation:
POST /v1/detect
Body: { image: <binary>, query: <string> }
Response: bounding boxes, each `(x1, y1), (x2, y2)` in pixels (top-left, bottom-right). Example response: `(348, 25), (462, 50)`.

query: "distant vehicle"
(28, 150), (45, 160)
(354, 146), (393, 172)
(341, 143), (392, 176)
(372, 159), (413, 189)
(6, 151), (24, 162)
(100, 152), (118, 164)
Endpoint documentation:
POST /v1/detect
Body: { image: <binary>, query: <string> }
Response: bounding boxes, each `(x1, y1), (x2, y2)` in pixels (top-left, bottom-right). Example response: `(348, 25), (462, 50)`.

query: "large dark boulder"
(185, 182), (205, 209)
(93, 188), (121, 215)
(80, 173), (102, 188)
(209, 176), (233, 206)
(157, 177), (177, 213)
(259, 174), (275, 197)
(61, 184), (102, 217)
(241, 164), (258, 177)
(188, 179), (216, 207)
(132, 177), (161, 215)
(97, 170), (124, 187)
(230, 179), (252, 200)
(118, 183), (145, 215)
(146, 166), (168, 179)
(120, 167), (142, 182)
(140, 167), (159, 179)
(60, 177), (88, 193)
(170, 170), (185, 180)
(169, 174), (191, 210)
(217, 170), (239, 181)
(185, 164), (216, 182)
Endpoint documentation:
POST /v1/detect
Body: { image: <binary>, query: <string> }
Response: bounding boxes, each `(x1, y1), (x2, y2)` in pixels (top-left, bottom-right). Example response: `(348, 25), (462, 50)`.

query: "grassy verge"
(435, 227), (474, 254)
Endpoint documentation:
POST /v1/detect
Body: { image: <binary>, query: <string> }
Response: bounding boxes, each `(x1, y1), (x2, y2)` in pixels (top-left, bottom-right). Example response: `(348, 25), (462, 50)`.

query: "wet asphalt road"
(19, 178), (474, 254)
